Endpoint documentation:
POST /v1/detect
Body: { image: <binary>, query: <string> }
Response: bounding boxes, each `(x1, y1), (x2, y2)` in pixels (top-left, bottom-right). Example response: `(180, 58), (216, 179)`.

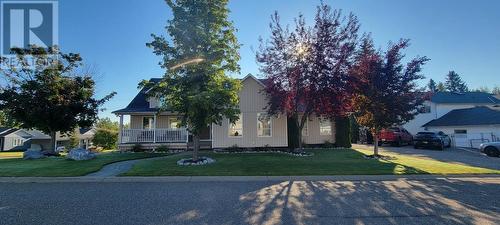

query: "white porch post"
(118, 115), (124, 144)
(153, 114), (157, 143)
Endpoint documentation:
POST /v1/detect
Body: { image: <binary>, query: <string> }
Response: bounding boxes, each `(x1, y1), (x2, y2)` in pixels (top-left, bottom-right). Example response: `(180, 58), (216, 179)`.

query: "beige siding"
(212, 77), (288, 148)
(130, 115), (182, 129)
(302, 115), (336, 144)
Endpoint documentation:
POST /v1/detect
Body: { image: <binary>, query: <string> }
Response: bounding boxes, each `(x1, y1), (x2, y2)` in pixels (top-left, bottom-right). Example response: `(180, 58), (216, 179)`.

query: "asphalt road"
(1, 177), (499, 225)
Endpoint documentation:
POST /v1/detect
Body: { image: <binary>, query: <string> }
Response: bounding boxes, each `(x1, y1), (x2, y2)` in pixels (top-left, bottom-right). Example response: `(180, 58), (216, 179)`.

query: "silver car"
(479, 142), (500, 157)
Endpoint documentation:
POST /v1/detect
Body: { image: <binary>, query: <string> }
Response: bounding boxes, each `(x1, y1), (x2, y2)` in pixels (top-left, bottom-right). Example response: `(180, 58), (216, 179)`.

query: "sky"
(58, 0), (500, 121)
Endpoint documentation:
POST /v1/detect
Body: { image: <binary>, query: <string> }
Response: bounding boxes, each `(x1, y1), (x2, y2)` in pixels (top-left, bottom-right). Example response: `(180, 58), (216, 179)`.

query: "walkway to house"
(86, 155), (177, 177)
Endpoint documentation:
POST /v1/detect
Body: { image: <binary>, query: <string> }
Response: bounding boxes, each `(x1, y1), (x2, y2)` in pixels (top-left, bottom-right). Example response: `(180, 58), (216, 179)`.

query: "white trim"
(257, 112), (272, 137)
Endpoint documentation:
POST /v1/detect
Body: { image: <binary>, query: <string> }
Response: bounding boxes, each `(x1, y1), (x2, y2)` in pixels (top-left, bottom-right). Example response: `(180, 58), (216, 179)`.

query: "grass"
(123, 148), (500, 176)
(0, 152), (168, 177)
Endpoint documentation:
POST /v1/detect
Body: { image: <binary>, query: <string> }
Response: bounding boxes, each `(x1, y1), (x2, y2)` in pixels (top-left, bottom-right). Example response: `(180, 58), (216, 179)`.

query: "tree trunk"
(296, 118), (303, 151)
(49, 131), (57, 153)
(192, 134), (200, 161)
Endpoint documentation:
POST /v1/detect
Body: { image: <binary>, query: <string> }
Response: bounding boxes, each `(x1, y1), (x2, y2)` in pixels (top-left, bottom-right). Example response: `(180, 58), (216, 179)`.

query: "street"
(1, 177), (499, 225)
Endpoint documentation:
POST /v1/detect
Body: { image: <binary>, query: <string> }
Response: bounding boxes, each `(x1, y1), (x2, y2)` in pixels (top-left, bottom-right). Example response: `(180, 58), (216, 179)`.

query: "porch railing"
(120, 128), (188, 143)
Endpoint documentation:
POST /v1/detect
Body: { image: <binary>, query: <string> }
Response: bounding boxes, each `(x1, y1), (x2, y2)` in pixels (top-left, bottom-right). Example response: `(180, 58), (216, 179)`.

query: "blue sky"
(58, 0), (500, 121)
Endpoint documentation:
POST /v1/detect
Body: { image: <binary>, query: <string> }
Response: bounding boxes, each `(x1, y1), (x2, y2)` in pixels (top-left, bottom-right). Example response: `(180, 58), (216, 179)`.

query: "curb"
(1, 174), (499, 183)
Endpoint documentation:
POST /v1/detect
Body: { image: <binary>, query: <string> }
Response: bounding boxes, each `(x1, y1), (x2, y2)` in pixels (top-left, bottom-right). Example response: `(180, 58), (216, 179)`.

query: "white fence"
(450, 132), (500, 149)
(121, 128), (188, 143)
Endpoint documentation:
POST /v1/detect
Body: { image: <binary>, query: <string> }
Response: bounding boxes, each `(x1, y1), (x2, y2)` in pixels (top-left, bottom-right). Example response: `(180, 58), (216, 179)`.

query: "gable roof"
(112, 78), (162, 114)
(423, 106), (500, 127)
(430, 92), (500, 104)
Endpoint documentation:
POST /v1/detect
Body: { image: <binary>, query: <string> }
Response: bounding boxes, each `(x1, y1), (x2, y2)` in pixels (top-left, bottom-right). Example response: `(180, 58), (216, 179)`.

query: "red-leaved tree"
(351, 36), (429, 156)
(257, 3), (359, 150)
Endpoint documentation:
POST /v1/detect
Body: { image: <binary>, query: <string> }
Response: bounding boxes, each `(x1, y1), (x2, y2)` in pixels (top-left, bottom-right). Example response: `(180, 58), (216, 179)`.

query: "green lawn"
(123, 148), (500, 176)
(0, 152), (168, 177)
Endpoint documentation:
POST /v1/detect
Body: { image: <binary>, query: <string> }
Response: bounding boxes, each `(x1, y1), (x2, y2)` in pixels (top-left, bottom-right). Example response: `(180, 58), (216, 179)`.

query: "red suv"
(378, 127), (413, 146)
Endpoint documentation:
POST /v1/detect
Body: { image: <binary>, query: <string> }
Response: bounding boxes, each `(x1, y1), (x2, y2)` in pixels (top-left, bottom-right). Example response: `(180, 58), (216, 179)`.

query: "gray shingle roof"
(423, 106), (500, 127)
(430, 92), (500, 104)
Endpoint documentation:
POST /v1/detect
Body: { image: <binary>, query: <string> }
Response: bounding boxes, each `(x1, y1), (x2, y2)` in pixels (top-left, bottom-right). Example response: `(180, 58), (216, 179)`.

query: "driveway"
(0, 177), (499, 225)
(353, 144), (500, 170)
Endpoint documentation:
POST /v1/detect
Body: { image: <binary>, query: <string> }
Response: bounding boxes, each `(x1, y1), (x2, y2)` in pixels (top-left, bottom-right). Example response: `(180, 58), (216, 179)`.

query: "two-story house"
(403, 92), (500, 148)
(112, 75), (336, 150)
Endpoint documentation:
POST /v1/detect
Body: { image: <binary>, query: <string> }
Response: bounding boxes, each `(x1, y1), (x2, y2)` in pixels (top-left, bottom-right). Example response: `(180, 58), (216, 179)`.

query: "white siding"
(302, 115), (336, 144)
(403, 102), (494, 134)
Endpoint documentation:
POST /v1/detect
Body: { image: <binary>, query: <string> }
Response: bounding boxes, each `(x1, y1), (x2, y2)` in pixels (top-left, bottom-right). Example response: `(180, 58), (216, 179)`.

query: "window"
(319, 118), (332, 136)
(169, 117), (180, 129)
(228, 114), (243, 137)
(142, 117), (154, 129)
(302, 120), (309, 136)
(12, 139), (23, 147)
(257, 113), (272, 137)
(454, 129), (467, 134)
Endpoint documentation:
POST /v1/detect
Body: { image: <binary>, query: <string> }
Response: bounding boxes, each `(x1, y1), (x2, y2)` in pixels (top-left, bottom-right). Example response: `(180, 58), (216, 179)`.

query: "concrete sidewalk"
(1, 174), (499, 183)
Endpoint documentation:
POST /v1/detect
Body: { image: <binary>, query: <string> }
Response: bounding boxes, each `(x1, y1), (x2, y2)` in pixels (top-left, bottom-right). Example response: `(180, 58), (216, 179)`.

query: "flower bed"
(213, 148), (314, 157)
(177, 157), (216, 166)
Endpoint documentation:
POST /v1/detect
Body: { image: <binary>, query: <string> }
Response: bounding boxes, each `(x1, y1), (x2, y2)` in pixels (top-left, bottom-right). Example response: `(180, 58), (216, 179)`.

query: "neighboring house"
(0, 128), (32, 151)
(0, 128), (95, 151)
(423, 106), (500, 148)
(113, 75), (335, 150)
(56, 128), (96, 149)
(403, 92), (500, 134)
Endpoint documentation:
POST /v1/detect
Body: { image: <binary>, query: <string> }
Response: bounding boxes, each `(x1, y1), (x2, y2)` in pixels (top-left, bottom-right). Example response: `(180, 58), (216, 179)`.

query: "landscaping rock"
(23, 150), (46, 160)
(177, 157), (215, 166)
(67, 148), (96, 161)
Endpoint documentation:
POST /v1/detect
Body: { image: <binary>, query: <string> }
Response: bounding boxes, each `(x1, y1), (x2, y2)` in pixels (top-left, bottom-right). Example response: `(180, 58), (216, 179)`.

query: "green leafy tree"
(436, 82), (446, 92)
(0, 46), (115, 152)
(427, 79), (437, 92)
(68, 130), (80, 149)
(445, 71), (468, 93)
(472, 86), (490, 93)
(145, 0), (241, 161)
(0, 110), (21, 128)
(96, 117), (119, 131)
(351, 37), (429, 156)
(93, 129), (118, 150)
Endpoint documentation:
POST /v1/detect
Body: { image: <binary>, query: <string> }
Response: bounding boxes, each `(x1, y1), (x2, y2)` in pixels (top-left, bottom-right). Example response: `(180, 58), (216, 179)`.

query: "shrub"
(335, 116), (352, 148)
(92, 129), (118, 150)
(156, 145), (169, 152)
(323, 141), (336, 148)
(227, 144), (240, 152)
(131, 144), (144, 152)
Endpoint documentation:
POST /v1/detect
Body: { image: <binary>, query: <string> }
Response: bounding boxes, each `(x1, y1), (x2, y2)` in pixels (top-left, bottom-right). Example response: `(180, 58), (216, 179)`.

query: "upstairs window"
(319, 118), (332, 136)
(257, 113), (272, 137)
(418, 104), (431, 114)
(228, 114), (243, 137)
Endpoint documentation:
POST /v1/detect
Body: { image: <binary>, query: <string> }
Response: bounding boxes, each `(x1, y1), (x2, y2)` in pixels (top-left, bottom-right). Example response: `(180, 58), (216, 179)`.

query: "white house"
(403, 92), (500, 148)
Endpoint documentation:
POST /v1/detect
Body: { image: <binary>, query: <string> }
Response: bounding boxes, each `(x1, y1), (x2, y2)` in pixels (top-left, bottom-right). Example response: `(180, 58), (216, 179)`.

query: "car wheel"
(377, 142), (383, 146)
(414, 145), (419, 149)
(484, 146), (500, 157)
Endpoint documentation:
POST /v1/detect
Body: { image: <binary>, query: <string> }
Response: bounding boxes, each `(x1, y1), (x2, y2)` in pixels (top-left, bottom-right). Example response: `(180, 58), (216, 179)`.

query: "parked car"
(479, 142), (500, 157)
(378, 127), (413, 146)
(414, 131), (451, 150)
